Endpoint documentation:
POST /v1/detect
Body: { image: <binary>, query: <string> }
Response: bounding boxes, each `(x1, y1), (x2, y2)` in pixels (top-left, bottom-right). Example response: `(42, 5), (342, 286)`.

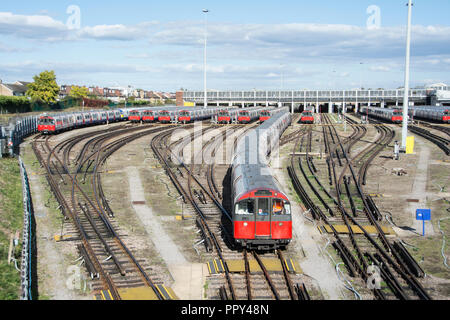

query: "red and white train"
(408, 106), (450, 123)
(259, 107), (289, 123)
(231, 110), (293, 250)
(360, 106), (403, 123)
(299, 110), (315, 124)
(37, 109), (124, 134)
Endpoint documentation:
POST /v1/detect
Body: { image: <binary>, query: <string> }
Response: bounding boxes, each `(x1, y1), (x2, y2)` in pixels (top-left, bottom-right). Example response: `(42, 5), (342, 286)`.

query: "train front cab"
(233, 189), (292, 250)
(300, 111), (314, 124)
(260, 111), (271, 123)
(37, 116), (56, 134)
(142, 110), (156, 123)
(129, 110), (141, 123)
(158, 110), (172, 123)
(218, 110), (232, 124)
(178, 110), (192, 123)
(444, 109), (450, 123)
(391, 110), (403, 123)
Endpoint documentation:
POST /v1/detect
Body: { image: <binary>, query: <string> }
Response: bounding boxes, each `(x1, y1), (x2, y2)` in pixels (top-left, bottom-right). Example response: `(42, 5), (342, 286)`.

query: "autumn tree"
(69, 86), (89, 99)
(26, 70), (60, 105)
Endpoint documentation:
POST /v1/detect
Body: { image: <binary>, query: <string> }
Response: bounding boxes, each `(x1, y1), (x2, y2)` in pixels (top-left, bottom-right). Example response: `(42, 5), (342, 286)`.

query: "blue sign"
(416, 209), (431, 221)
(416, 209), (431, 236)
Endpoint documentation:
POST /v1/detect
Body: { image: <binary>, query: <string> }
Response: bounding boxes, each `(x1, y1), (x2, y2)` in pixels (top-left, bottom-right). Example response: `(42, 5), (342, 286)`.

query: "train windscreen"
(179, 111), (190, 116)
(38, 117), (54, 125)
(219, 111), (229, 116)
(235, 200), (254, 215)
(160, 111), (170, 116)
(272, 199), (291, 215)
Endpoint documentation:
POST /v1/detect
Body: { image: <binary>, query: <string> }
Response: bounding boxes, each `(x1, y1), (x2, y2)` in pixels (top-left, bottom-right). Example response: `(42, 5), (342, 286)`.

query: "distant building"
(0, 80), (29, 97)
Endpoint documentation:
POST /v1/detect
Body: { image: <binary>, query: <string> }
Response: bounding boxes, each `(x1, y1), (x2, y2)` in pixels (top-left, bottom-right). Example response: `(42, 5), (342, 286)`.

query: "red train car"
(142, 110), (157, 123)
(128, 110), (141, 123)
(37, 115), (72, 134)
(300, 110), (314, 124)
(259, 110), (272, 123)
(231, 111), (293, 250)
(158, 110), (174, 123)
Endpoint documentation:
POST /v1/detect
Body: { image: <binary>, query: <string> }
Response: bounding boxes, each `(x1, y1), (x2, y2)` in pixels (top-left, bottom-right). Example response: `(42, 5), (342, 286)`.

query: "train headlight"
(243, 222), (248, 227)
(279, 223), (283, 227)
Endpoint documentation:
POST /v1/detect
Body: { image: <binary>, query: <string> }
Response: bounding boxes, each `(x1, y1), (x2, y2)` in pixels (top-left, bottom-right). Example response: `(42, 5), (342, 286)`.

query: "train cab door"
(255, 198), (271, 238)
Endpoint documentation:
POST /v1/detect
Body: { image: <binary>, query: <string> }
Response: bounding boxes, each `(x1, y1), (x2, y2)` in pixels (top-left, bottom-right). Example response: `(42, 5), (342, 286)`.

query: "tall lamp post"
(401, 0), (413, 150)
(203, 9), (209, 109)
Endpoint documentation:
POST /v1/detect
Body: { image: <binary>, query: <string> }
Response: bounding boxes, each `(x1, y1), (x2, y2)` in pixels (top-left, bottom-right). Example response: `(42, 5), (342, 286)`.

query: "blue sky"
(1, 0), (449, 91)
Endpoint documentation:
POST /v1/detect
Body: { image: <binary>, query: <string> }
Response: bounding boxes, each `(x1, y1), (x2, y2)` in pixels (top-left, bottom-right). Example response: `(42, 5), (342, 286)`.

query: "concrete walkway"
(407, 141), (435, 236)
(126, 166), (205, 299)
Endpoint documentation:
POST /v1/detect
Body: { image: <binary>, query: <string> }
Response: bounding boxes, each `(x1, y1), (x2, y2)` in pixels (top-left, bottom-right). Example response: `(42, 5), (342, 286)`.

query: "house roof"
(3, 83), (28, 94)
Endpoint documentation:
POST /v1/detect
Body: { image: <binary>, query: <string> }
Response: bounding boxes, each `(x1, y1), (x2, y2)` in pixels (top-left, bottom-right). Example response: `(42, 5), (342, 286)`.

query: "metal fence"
(0, 116), (38, 157)
(18, 157), (34, 300)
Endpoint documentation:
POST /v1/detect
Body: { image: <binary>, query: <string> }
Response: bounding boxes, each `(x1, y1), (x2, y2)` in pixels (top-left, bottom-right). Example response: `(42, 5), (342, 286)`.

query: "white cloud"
(370, 66), (391, 72)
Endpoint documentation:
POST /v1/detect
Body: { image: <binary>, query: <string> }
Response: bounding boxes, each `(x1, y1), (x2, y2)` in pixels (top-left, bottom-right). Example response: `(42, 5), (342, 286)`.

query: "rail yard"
(2, 105), (443, 302)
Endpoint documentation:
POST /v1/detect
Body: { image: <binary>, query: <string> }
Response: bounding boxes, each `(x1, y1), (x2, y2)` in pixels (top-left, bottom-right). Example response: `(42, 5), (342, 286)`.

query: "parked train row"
(37, 105), (296, 134)
(37, 109), (126, 134)
(360, 105), (449, 124)
(360, 106), (404, 123)
(231, 110), (293, 250)
(408, 106), (449, 123)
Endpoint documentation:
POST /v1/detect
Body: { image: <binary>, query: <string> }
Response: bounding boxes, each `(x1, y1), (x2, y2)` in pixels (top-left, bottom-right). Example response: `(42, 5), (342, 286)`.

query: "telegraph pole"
(401, 0), (413, 150)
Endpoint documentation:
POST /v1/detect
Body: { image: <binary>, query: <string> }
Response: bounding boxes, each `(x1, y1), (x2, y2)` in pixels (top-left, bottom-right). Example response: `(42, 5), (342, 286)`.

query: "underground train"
(217, 108), (241, 124)
(177, 107), (225, 123)
(360, 106), (403, 123)
(237, 108), (266, 124)
(37, 109), (130, 134)
(231, 110), (293, 250)
(299, 110), (315, 124)
(37, 109), (126, 134)
(259, 107), (289, 123)
(408, 106), (450, 123)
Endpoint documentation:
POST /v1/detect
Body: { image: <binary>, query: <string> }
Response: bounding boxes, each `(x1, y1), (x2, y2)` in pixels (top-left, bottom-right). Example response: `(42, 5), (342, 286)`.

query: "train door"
(255, 198), (271, 237)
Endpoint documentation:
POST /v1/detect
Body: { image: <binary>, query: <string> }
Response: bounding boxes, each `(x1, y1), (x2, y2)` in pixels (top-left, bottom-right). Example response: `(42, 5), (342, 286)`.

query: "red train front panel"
(218, 110), (231, 123)
(142, 111), (155, 123)
(233, 189), (292, 249)
(444, 110), (450, 123)
(128, 111), (141, 123)
(300, 112), (314, 124)
(37, 117), (56, 133)
(259, 111), (271, 123)
(178, 111), (192, 123)
(238, 112), (252, 124)
(158, 111), (172, 123)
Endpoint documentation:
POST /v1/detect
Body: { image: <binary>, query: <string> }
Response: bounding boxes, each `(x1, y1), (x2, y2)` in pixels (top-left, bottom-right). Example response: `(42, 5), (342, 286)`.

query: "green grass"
(0, 158), (23, 300)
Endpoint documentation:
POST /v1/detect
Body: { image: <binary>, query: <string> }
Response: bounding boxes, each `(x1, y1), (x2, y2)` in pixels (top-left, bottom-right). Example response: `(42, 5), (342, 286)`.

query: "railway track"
(32, 124), (176, 300)
(288, 114), (431, 300)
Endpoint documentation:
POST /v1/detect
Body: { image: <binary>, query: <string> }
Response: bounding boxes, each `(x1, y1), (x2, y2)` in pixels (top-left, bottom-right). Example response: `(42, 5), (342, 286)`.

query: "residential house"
(0, 80), (29, 96)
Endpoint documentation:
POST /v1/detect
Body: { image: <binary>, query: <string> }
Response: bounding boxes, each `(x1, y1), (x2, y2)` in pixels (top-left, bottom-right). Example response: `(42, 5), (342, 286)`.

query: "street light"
(203, 9), (209, 109)
(359, 62), (364, 90)
(401, 0), (413, 150)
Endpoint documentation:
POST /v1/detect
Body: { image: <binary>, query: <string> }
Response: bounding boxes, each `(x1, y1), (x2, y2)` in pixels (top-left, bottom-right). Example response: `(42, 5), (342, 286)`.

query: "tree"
(69, 86), (89, 99)
(26, 70), (59, 105)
